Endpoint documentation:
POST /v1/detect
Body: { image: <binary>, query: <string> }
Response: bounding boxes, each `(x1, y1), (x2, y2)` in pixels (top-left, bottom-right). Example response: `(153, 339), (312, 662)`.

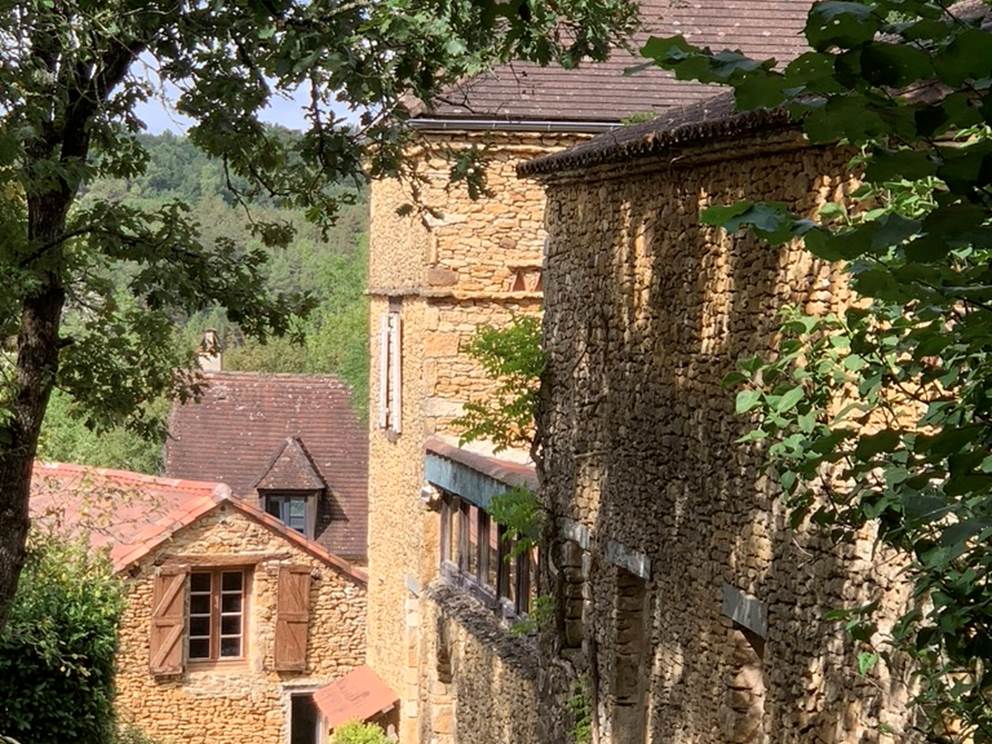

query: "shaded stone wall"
(535, 136), (917, 744)
(115, 504), (366, 744)
(365, 129), (586, 743)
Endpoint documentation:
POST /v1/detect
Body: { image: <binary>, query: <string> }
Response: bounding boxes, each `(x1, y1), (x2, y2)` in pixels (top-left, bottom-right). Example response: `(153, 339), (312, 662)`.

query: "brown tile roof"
(29, 462), (368, 584)
(164, 372), (369, 560)
(313, 665), (398, 730)
(254, 436), (326, 491)
(518, 90), (797, 175)
(413, 0), (813, 124)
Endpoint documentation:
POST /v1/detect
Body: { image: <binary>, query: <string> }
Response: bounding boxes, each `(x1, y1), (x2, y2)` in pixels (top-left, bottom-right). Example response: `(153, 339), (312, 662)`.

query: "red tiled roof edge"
(425, 436), (538, 491)
(222, 496), (368, 585)
(101, 479), (367, 585)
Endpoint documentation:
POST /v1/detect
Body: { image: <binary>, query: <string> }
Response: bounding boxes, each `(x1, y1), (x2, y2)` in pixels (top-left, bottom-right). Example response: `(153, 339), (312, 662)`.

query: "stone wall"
(365, 129), (587, 744)
(115, 503), (366, 744)
(535, 136), (917, 743)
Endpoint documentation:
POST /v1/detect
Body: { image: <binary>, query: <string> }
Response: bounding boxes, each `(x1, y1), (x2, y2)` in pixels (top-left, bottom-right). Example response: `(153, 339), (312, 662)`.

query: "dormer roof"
(254, 436), (327, 491)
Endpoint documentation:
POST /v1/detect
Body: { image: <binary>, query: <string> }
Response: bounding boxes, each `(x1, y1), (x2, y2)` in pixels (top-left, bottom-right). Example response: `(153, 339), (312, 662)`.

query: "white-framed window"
(261, 492), (317, 538)
(377, 310), (402, 434)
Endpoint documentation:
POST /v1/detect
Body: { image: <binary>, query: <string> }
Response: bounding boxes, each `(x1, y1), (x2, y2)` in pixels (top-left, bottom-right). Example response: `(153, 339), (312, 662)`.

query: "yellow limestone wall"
(365, 129), (586, 744)
(115, 504), (366, 744)
(535, 136), (918, 743)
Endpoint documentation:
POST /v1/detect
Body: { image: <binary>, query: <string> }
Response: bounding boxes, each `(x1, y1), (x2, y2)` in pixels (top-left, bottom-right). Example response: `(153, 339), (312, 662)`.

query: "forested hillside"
(38, 132), (369, 474)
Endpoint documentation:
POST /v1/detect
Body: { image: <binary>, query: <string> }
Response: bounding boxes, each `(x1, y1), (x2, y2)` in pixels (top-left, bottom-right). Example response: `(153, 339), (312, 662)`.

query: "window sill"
(187, 658), (250, 673)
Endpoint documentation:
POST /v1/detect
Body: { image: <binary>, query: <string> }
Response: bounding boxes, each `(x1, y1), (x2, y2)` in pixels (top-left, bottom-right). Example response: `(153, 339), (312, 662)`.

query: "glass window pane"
(503, 538), (517, 602)
(221, 614), (241, 635)
(190, 593), (210, 615)
(220, 636), (241, 657)
(445, 497), (457, 563)
(189, 638), (210, 659)
(288, 498), (306, 518)
(468, 505), (479, 578)
(221, 593), (242, 613)
(222, 572), (242, 592)
(190, 572), (211, 592)
(265, 497), (282, 519)
(189, 615), (211, 637)
(487, 518), (499, 589)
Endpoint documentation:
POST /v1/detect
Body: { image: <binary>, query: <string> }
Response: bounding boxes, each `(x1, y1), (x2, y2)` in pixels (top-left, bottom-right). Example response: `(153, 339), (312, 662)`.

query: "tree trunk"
(0, 194), (68, 629)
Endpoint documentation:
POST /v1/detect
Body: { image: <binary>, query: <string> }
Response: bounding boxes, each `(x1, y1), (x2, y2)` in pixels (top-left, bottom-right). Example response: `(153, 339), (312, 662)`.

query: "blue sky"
(135, 84), (319, 134)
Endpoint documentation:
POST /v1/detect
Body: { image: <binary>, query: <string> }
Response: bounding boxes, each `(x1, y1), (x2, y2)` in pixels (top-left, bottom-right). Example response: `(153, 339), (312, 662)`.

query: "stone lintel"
(560, 518), (591, 550)
(721, 584), (768, 639)
(604, 540), (651, 580)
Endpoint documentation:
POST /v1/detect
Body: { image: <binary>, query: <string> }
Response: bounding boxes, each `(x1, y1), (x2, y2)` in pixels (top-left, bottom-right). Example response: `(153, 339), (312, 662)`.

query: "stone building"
(363, 3), (813, 742)
(166, 371), (369, 563)
(30, 462), (389, 744)
(518, 93), (917, 742)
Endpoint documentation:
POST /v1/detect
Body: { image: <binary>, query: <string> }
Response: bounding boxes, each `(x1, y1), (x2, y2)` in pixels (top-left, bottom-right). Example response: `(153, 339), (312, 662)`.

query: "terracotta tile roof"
(313, 665), (398, 730)
(164, 372), (369, 560)
(425, 437), (538, 491)
(413, 0), (813, 124)
(518, 90), (797, 175)
(30, 462), (368, 584)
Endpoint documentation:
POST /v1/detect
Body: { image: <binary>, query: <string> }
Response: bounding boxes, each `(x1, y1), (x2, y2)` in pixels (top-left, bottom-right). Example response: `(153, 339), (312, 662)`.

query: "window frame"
(261, 491), (318, 539)
(377, 310), (403, 435)
(187, 567), (250, 664)
(437, 491), (537, 619)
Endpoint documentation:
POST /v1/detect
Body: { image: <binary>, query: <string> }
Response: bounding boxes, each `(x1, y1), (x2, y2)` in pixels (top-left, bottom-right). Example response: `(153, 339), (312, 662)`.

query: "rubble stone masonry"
(115, 504), (366, 744)
(366, 129), (587, 743)
(534, 135), (918, 743)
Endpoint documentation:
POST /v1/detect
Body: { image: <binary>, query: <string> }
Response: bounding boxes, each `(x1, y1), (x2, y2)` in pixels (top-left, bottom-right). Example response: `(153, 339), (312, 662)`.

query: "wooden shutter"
(274, 565), (311, 671)
(389, 313), (402, 434)
(377, 314), (390, 429)
(149, 566), (187, 675)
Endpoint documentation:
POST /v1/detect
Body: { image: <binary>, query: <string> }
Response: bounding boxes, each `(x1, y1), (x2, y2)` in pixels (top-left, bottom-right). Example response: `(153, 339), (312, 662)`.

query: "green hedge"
(0, 535), (124, 743)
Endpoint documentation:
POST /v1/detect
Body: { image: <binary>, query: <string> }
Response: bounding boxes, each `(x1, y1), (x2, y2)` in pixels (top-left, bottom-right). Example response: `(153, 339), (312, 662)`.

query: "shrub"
(330, 721), (392, 744)
(0, 535), (124, 743)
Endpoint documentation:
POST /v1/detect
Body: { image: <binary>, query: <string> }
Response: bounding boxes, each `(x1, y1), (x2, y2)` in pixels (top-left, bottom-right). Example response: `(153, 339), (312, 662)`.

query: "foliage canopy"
(642, 0), (992, 737)
(0, 0), (639, 628)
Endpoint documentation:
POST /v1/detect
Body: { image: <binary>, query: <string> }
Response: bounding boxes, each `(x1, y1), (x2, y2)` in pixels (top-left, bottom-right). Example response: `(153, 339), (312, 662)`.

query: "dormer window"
(253, 436), (326, 540)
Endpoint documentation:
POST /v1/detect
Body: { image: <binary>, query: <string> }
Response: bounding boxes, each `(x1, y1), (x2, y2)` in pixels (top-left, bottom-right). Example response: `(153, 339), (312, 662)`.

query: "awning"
(424, 436), (537, 510)
(313, 665), (398, 730)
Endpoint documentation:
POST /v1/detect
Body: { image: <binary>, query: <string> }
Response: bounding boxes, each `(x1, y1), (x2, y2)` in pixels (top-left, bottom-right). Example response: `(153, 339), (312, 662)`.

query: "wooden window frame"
(438, 492), (537, 619)
(377, 310), (403, 435)
(187, 567), (250, 664)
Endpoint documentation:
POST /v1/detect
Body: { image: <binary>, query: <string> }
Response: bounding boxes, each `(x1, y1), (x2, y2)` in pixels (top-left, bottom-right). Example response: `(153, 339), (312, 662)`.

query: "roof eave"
(409, 116), (620, 134)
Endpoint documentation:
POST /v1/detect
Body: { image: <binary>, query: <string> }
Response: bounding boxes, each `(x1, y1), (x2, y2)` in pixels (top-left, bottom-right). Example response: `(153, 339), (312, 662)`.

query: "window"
(261, 492), (317, 538)
(438, 492), (538, 618)
(265, 495), (308, 535)
(188, 569), (247, 661)
(377, 310), (402, 434)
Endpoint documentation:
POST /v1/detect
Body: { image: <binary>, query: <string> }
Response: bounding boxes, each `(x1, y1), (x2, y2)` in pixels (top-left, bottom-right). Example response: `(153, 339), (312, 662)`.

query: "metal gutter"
(409, 117), (619, 134)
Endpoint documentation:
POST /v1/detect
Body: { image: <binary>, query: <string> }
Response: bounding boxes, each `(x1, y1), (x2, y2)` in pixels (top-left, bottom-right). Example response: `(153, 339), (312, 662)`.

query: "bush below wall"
(0, 535), (124, 744)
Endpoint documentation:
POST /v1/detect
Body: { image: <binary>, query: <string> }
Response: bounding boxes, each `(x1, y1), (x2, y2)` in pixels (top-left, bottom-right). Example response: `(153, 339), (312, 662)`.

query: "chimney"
(197, 329), (222, 372)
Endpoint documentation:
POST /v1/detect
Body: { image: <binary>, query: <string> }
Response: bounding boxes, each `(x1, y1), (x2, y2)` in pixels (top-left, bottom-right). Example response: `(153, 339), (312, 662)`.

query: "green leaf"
(776, 386), (804, 413)
(859, 43), (932, 88)
(735, 389), (762, 414)
(865, 150), (936, 183)
(854, 429), (901, 461)
(935, 29), (992, 86)
(805, 2), (881, 51)
(857, 651), (879, 676)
